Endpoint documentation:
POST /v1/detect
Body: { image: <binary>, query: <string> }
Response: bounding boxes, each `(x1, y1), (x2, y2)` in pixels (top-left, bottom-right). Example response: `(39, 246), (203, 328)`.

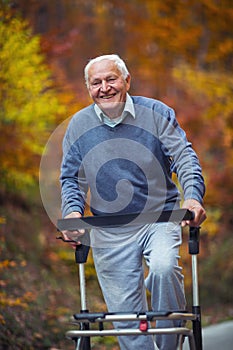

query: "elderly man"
(60, 54), (206, 350)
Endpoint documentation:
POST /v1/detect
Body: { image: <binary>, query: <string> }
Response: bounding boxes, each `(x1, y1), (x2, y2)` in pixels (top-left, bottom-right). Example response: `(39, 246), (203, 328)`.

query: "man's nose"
(100, 80), (110, 91)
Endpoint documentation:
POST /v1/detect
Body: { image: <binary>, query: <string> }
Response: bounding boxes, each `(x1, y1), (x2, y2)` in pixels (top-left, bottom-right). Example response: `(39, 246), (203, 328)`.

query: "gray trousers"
(92, 222), (186, 350)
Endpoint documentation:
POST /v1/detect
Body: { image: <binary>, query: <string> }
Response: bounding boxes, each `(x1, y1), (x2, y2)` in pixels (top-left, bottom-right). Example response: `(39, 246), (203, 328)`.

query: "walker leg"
(189, 227), (203, 350)
(177, 334), (184, 349)
(188, 332), (197, 350)
(73, 333), (91, 350)
(78, 326), (91, 350)
(192, 306), (202, 350)
(75, 243), (91, 350)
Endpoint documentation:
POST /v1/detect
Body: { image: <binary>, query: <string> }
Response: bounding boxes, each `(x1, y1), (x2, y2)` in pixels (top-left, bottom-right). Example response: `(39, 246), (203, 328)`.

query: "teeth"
(102, 95), (115, 99)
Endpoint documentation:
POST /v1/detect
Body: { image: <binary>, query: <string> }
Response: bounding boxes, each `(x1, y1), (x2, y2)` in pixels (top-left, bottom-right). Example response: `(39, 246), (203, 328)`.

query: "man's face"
(87, 59), (131, 118)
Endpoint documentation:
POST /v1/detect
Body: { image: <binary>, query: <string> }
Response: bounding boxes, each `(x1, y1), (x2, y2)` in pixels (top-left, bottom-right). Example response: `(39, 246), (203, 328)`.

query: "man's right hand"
(61, 211), (85, 248)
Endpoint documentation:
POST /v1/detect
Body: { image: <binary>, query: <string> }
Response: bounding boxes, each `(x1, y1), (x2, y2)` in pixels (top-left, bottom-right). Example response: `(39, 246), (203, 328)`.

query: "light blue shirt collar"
(94, 93), (135, 127)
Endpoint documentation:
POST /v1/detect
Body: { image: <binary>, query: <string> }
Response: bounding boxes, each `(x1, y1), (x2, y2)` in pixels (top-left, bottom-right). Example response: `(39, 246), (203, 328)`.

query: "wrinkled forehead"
(88, 59), (122, 80)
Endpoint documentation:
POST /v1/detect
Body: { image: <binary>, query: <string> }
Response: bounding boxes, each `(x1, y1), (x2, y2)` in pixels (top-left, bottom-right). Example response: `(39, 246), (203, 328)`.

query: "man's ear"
(125, 74), (131, 91)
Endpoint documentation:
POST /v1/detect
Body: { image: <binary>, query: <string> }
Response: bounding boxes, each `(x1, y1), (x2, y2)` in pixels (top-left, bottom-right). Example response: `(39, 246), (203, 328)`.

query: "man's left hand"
(181, 199), (206, 227)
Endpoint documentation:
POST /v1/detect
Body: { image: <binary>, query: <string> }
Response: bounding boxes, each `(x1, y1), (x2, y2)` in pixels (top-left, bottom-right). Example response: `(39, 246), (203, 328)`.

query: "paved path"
(183, 320), (233, 350)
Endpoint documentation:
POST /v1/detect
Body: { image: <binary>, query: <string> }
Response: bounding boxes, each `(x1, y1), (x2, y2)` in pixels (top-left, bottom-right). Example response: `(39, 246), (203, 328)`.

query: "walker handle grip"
(75, 244), (90, 264)
(189, 226), (200, 255)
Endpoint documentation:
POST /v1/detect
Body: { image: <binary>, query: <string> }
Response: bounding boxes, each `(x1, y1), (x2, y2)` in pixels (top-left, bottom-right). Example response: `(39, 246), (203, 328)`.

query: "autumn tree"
(0, 6), (66, 197)
(173, 65), (233, 229)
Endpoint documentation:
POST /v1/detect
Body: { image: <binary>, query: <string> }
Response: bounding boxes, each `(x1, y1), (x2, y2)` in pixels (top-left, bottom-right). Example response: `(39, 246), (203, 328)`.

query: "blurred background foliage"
(0, 10), (66, 195)
(0, 0), (232, 349)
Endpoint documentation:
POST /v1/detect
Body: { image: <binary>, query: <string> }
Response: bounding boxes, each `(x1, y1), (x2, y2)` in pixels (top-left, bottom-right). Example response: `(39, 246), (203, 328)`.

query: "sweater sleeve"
(157, 106), (205, 204)
(60, 121), (88, 218)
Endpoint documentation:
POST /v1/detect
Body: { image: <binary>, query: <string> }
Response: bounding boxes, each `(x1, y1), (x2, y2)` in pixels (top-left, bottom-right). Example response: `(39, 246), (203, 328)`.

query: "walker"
(57, 209), (203, 350)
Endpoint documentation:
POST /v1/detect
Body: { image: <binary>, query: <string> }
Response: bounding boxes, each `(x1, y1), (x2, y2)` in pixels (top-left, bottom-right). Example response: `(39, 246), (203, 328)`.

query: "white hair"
(84, 54), (130, 87)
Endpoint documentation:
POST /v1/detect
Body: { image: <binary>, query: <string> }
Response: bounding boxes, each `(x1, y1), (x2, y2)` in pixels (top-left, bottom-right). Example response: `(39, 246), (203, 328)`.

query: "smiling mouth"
(100, 94), (117, 100)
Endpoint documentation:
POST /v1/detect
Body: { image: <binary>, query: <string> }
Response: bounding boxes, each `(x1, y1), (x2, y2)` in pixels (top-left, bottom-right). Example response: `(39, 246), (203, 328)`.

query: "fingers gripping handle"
(56, 231), (90, 263)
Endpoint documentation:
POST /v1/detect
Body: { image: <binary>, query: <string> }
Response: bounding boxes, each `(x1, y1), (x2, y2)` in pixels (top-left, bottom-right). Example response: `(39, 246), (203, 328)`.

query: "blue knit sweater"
(60, 96), (205, 219)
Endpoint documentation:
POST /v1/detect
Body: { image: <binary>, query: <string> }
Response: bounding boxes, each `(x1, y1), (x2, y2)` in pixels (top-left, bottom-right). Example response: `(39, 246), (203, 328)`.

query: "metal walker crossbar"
(57, 209), (203, 350)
